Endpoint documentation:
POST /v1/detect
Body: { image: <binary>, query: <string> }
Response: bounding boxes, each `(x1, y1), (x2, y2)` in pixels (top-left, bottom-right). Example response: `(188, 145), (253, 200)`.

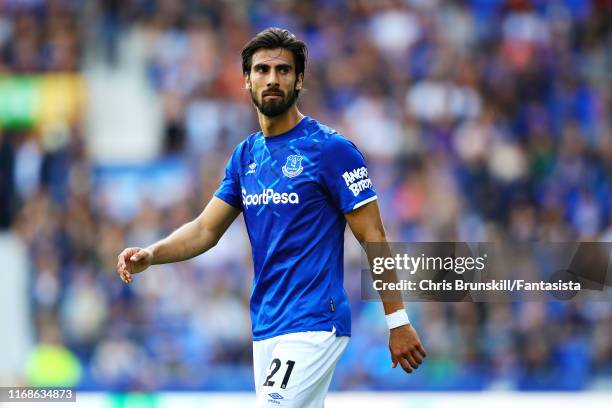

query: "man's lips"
(263, 91), (283, 98)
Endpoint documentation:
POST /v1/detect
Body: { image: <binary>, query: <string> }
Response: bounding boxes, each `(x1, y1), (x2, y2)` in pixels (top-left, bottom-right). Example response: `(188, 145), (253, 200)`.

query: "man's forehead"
(251, 48), (294, 66)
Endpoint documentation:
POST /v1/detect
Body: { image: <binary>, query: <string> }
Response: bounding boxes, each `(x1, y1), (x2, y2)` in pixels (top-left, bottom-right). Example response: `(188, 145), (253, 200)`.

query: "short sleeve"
(214, 153), (243, 211)
(319, 134), (377, 213)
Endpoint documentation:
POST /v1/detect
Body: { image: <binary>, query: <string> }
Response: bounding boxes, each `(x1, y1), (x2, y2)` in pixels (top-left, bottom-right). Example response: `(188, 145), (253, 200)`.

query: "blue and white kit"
(215, 116), (377, 406)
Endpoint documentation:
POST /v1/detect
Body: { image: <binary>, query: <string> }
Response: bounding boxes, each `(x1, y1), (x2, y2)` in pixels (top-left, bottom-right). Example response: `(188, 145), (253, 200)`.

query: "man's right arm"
(117, 197), (241, 284)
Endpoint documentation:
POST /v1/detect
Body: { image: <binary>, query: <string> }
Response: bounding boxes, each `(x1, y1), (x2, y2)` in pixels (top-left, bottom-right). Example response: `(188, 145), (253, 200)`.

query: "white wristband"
(386, 309), (410, 330)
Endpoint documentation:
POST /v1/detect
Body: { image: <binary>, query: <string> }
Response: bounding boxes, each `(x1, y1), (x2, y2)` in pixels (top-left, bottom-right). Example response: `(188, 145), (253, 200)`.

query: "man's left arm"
(345, 201), (427, 373)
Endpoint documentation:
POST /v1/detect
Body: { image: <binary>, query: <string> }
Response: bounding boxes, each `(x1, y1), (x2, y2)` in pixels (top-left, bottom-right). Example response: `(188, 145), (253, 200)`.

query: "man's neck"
(258, 106), (304, 137)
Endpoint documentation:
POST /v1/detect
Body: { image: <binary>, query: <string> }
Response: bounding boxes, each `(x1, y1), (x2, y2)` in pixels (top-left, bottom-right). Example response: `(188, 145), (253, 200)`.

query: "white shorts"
(253, 327), (349, 407)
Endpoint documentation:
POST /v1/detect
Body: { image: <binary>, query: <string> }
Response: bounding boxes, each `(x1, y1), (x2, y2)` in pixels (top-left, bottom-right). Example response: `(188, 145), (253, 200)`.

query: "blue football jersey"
(214, 116), (377, 340)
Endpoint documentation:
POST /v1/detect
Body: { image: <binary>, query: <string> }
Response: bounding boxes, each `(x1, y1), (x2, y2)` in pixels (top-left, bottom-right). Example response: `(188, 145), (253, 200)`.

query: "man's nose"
(266, 70), (279, 87)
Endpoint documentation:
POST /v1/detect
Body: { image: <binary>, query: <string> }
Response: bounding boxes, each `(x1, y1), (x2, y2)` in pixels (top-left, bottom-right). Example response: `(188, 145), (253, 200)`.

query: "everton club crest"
(282, 154), (304, 178)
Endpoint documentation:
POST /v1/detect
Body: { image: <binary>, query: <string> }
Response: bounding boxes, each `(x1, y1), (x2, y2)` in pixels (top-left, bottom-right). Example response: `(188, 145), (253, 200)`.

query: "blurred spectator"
(26, 314), (83, 387)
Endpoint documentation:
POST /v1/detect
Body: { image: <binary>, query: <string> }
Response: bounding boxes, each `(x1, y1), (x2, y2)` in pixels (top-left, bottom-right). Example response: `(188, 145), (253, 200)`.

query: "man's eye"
(255, 66), (266, 73)
(280, 67), (289, 74)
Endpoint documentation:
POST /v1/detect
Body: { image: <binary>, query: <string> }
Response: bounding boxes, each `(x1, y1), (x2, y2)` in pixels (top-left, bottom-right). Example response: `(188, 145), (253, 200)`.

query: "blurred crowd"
(0, 0), (610, 391)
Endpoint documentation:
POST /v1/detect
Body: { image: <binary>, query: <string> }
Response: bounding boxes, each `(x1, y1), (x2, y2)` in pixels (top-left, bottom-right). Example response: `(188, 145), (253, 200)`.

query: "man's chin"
(258, 101), (290, 117)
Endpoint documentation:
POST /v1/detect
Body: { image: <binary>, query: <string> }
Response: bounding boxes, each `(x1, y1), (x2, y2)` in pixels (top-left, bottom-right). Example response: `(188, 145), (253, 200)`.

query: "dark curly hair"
(241, 27), (308, 79)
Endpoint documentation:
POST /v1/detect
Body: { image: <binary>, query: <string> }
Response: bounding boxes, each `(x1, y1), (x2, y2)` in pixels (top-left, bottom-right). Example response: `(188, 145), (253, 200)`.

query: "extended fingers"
(117, 252), (133, 284)
(398, 357), (413, 373)
(411, 350), (423, 365)
(391, 344), (426, 373)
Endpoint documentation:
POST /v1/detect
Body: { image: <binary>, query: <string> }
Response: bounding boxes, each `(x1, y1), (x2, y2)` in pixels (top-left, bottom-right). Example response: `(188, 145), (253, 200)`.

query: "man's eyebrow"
(252, 62), (293, 70)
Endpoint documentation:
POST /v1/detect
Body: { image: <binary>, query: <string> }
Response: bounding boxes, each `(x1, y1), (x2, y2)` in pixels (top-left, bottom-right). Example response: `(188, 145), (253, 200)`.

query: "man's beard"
(251, 85), (299, 118)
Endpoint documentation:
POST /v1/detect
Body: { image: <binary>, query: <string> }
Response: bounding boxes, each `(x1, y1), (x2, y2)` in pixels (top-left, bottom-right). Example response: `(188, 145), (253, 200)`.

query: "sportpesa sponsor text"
(242, 188), (300, 208)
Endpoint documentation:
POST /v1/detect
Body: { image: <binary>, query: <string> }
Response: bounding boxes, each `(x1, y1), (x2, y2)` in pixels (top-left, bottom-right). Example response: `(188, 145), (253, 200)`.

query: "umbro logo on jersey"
(246, 162), (257, 175)
(268, 393), (284, 400)
(282, 154), (304, 178)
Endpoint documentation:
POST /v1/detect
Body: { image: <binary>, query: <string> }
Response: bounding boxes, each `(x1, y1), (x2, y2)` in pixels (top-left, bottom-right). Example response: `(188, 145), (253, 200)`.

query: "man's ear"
(296, 73), (304, 90)
(244, 74), (251, 90)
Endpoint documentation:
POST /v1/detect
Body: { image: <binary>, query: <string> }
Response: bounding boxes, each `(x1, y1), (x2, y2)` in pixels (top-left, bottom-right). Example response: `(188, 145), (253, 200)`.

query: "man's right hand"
(117, 247), (154, 284)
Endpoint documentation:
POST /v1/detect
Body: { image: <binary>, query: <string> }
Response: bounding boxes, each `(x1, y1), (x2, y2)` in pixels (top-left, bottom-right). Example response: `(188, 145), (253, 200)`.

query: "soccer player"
(117, 27), (426, 407)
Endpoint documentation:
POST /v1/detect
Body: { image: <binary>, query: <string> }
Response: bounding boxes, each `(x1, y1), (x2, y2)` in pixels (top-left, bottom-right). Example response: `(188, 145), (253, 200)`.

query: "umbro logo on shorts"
(268, 392), (284, 400)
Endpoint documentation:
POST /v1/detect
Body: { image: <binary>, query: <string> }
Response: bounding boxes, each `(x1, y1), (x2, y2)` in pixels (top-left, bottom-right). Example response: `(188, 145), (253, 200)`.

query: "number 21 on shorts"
(263, 358), (296, 389)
